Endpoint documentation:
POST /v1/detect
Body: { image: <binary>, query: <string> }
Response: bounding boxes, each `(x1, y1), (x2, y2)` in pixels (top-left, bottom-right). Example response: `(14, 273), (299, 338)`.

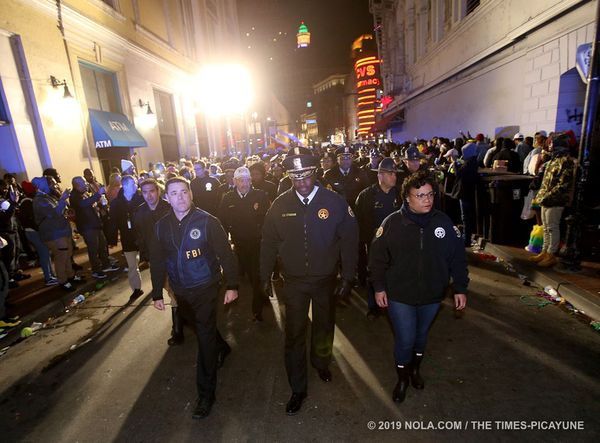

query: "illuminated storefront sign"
(354, 55), (381, 137)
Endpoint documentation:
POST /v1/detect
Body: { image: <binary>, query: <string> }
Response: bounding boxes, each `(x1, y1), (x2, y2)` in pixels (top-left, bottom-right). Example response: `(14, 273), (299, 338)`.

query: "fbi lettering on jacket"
(185, 248), (202, 259)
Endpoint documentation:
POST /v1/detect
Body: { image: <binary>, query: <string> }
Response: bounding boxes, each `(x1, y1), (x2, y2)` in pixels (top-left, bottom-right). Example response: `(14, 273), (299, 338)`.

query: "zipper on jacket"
(420, 228), (424, 250)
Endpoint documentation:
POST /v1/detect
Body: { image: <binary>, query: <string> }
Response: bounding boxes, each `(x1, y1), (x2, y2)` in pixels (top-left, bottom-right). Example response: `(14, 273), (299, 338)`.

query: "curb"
(484, 243), (600, 322)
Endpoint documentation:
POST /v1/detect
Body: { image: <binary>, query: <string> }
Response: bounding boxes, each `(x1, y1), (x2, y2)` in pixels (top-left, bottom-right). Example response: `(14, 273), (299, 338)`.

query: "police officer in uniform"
(260, 148), (358, 415)
(360, 148), (383, 186)
(323, 146), (365, 210)
(191, 161), (221, 216)
(219, 167), (270, 321)
(355, 158), (399, 318)
(135, 178), (183, 345)
(150, 177), (239, 419)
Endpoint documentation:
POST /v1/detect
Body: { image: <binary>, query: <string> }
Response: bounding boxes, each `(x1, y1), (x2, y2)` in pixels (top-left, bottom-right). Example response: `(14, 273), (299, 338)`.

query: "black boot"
(393, 364), (409, 403)
(167, 307), (184, 346)
(410, 352), (424, 389)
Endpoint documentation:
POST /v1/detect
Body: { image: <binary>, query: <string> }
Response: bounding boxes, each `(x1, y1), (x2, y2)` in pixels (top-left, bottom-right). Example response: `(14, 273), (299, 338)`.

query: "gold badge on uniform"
(253, 202), (259, 210)
(326, 184), (333, 191)
(348, 206), (355, 217)
(318, 208), (329, 220)
(375, 226), (384, 238)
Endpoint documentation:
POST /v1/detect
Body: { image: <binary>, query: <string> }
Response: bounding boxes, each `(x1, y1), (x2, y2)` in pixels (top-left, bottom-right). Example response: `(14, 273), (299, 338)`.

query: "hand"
(153, 299), (165, 311)
(61, 188), (71, 200)
(223, 289), (238, 304)
(98, 186), (106, 194)
(454, 293), (467, 310)
(335, 279), (352, 300)
(262, 281), (273, 299)
(375, 291), (388, 308)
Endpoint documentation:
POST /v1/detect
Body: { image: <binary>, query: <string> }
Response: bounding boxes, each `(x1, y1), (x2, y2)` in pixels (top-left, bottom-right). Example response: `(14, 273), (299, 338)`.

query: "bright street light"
(193, 64), (254, 117)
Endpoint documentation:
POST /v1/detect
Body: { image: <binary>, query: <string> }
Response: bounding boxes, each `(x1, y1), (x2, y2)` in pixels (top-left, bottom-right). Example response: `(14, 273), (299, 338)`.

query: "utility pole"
(561, 0), (600, 270)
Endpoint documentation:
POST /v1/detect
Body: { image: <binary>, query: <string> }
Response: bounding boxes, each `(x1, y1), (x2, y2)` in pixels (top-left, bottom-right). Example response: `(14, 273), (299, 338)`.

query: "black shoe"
(217, 346), (231, 368)
(61, 282), (76, 292)
(366, 307), (380, 320)
(129, 289), (144, 302)
(317, 368), (332, 383)
(8, 279), (19, 289)
(410, 352), (425, 390)
(253, 312), (263, 322)
(393, 365), (410, 403)
(192, 396), (215, 419)
(13, 272), (31, 281)
(92, 271), (107, 279)
(285, 392), (306, 415)
(102, 264), (120, 272)
(167, 307), (184, 346)
(69, 275), (85, 285)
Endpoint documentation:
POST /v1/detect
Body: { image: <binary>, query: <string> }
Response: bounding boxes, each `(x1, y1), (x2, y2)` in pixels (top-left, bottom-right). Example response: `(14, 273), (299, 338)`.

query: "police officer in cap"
(260, 147), (358, 415)
(191, 161), (221, 216)
(397, 145), (427, 190)
(323, 146), (365, 210)
(355, 158), (400, 318)
(150, 176), (239, 419)
(219, 167), (270, 321)
(360, 148), (383, 186)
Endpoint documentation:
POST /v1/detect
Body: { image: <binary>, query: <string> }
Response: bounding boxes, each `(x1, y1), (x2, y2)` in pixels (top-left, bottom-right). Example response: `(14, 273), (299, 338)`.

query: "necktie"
(303, 197), (309, 206)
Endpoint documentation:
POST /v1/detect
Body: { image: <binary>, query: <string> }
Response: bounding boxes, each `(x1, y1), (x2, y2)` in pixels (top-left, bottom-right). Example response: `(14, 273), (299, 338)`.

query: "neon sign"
(354, 55), (381, 137)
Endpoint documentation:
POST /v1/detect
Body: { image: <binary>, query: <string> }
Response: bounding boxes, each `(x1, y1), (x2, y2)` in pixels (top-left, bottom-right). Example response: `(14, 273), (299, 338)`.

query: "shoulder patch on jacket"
(375, 226), (384, 238)
(348, 206), (355, 217)
(453, 226), (462, 238)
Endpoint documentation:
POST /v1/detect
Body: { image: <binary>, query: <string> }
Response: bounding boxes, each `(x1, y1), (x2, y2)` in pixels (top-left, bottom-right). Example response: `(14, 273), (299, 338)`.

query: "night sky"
(236, 0), (373, 122)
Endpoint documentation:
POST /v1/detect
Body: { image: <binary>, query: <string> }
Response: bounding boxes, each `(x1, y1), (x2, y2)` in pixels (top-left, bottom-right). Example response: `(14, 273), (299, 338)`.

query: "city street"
(1, 254), (598, 441)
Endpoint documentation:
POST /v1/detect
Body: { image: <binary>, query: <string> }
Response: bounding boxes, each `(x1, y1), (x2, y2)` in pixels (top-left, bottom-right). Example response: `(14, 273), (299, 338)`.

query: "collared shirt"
(339, 167), (350, 176)
(237, 189), (249, 199)
(295, 185), (319, 205)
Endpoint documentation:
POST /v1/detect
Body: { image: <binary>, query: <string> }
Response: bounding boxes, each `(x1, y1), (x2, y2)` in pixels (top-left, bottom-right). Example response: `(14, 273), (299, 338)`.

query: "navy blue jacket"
(150, 207), (239, 299)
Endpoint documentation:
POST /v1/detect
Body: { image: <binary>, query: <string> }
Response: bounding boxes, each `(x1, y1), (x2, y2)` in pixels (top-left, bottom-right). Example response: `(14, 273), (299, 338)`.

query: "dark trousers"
(235, 242), (264, 316)
(176, 283), (230, 399)
(387, 301), (440, 365)
(0, 231), (17, 275)
(283, 276), (337, 394)
(81, 229), (110, 272)
(460, 197), (476, 246)
(357, 242), (368, 285)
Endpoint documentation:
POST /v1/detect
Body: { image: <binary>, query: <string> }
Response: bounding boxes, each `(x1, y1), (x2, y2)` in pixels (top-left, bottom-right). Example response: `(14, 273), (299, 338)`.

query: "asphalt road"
(1, 255), (599, 442)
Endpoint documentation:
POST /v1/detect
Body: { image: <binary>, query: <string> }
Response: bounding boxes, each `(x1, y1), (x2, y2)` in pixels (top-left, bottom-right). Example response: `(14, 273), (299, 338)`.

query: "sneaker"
(128, 289), (144, 302)
(61, 282), (75, 291)
(45, 278), (59, 286)
(8, 279), (19, 289)
(102, 265), (120, 272)
(0, 318), (22, 328)
(92, 271), (107, 279)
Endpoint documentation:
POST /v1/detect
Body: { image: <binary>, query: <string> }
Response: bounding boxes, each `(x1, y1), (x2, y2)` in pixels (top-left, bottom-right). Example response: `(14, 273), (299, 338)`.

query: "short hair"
(121, 174), (137, 187)
(193, 160), (206, 169)
(165, 176), (190, 193)
(401, 171), (436, 201)
(139, 178), (160, 192)
(71, 176), (85, 187)
(248, 162), (266, 176)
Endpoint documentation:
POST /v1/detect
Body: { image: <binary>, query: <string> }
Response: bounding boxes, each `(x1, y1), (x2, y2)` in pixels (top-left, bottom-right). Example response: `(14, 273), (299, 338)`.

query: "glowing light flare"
(42, 85), (81, 127)
(193, 64), (254, 116)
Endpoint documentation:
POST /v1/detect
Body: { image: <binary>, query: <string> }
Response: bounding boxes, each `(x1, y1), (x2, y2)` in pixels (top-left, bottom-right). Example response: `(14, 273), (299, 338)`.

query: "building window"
(466, 0), (480, 15)
(79, 61), (121, 112)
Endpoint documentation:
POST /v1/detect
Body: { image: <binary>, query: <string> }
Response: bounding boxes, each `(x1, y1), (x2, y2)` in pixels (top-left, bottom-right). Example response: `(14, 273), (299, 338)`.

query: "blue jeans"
(25, 230), (55, 282)
(387, 300), (440, 365)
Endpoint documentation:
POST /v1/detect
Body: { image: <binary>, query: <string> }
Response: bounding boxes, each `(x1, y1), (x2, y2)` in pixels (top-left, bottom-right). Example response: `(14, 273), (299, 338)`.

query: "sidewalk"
(1, 237), (127, 348)
(483, 242), (600, 321)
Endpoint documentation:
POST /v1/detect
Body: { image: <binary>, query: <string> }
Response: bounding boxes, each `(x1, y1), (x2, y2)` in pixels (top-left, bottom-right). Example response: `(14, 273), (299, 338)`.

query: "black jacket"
(252, 179), (277, 202)
(323, 165), (366, 208)
(191, 175), (222, 216)
(69, 189), (103, 232)
(108, 189), (144, 252)
(450, 157), (479, 200)
(218, 188), (269, 246)
(355, 184), (399, 244)
(133, 198), (171, 261)
(369, 207), (469, 305)
(150, 207), (239, 299)
(260, 186), (358, 283)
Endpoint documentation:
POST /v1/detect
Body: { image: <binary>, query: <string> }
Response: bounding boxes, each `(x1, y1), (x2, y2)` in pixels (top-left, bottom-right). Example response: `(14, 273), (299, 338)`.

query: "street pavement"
(1, 254), (599, 442)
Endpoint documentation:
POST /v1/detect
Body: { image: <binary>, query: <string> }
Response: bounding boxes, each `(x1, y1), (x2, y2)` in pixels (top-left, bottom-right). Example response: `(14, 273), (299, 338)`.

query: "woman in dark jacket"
(369, 171), (468, 404)
(108, 175), (144, 301)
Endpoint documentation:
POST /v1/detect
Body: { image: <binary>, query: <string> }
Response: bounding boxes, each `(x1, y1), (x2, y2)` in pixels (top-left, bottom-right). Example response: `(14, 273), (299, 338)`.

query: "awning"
(371, 108), (405, 133)
(89, 109), (147, 149)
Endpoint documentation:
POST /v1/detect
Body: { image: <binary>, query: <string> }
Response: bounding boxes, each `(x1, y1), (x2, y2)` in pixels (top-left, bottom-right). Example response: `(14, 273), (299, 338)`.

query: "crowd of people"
(0, 127), (577, 419)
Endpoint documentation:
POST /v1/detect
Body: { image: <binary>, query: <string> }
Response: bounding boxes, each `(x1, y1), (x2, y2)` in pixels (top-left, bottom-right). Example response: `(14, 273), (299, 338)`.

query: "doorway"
(153, 89), (180, 162)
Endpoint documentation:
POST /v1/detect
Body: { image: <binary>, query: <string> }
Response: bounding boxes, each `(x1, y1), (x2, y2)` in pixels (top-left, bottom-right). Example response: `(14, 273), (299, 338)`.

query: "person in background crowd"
(396, 145), (426, 189)
(18, 181), (56, 285)
(219, 167), (270, 321)
(529, 132), (575, 268)
(369, 171), (468, 404)
(451, 143), (480, 246)
(191, 161), (222, 216)
(106, 173), (122, 204)
(514, 133), (533, 163)
(135, 178), (182, 346)
(360, 148), (383, 186)
(355, 158), (399, 319)
(150, 177), (239, 419)
(218, 161), (237, 198)
(0, 179), (28, 288)
(249, 162), (277, 202)
(271, 162), (285, 184)
(323, 146), (365, 210)
(70, 177), (119, 279)
(43, 168), (62, 185)
(121, 159), (137, 177)
(209, 163), (222, 178)
(491, 138), (522, 173)
(260, 147), (358, 415)
(483, 138), (503, 168)
(179, 167), (194, 182)
(108, 175), (144, 301)
(523, 133), (547, 176)
(32, 176), (79, 291)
